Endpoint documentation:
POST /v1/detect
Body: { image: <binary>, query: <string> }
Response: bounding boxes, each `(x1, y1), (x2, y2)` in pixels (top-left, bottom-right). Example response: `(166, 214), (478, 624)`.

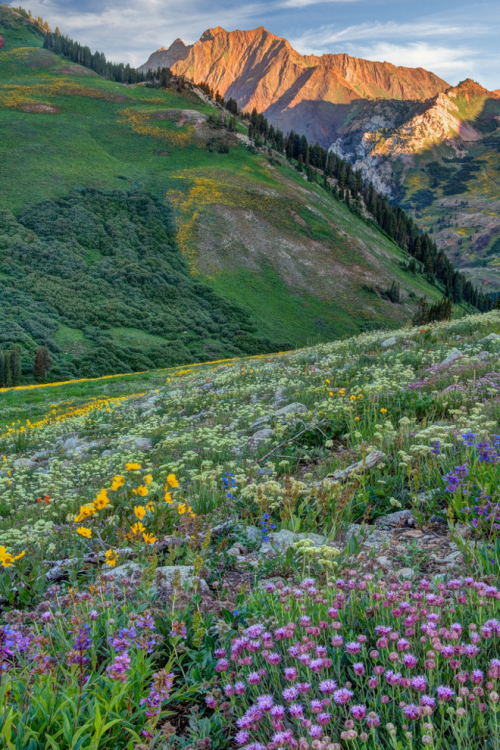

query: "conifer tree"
(10, 346), (21, 386)
(34, 347), (45, 382)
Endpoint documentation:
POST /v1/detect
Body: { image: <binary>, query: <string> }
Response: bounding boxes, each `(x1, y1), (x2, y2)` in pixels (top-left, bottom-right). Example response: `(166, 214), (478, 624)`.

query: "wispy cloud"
(290, 19), (489, 52)
(279, 0), (361, 8)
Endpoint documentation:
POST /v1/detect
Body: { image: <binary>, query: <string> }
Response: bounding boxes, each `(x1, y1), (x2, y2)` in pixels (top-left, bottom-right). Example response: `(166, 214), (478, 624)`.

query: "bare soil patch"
(0, 35), (5, 51)
(21, 104), (59, 114)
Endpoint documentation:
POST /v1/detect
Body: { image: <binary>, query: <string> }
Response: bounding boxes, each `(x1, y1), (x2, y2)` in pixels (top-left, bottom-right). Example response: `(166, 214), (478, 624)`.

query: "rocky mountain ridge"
(140, 26), (448, 146)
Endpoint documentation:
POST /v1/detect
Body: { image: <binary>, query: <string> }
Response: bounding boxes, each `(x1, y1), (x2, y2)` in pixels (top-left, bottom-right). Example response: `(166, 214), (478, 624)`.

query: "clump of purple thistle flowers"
(221, 573), (500, 748)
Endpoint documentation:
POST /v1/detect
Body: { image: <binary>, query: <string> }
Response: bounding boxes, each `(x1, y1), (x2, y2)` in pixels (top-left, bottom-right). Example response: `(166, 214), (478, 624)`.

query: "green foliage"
(0, 189), (289, 380)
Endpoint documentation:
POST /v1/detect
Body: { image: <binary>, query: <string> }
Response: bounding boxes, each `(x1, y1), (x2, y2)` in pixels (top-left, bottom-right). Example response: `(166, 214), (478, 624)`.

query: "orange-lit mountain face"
(139, 26), (448, 145)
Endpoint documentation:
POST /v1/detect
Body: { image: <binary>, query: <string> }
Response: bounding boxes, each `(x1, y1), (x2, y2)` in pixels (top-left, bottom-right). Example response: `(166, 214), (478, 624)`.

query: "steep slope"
(140, 26), (448, 145)
(0, 9), (447, 382)
(331, 79), (500, 292)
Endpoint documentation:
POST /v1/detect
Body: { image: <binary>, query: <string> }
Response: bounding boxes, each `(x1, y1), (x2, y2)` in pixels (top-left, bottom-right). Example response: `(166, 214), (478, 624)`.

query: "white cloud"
(8, 0), (267, 66)
(355, 41), (476, 77)
(279, 0), (361, 8)
(290, 19), (488, 53)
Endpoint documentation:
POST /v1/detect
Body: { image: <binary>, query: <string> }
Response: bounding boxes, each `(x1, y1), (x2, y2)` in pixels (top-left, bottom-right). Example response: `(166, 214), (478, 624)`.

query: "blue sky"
(11, 0), (500, 89)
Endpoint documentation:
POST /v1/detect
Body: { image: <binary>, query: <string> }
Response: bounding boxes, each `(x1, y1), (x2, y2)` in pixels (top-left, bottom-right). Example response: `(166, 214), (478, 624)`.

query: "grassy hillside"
(1, 309), (500, 746)
(0, 8), (449, 382)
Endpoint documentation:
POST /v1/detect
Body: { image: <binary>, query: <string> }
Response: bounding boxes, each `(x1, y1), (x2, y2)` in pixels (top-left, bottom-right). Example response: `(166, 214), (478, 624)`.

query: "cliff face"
(140, 26), (448, 143)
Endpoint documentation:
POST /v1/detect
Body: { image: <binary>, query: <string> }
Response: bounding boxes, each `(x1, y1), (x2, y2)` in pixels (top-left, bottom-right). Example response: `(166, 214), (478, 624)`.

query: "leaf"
(93, 702), (102, 734)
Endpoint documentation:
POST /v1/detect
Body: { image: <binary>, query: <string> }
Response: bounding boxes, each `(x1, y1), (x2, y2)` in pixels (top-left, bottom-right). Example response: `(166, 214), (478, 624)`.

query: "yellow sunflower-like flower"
(166, 473), (179, 488)
(178, 503), (187, 515)
(143, 532), (157, 544)
(111, 475), (125, 491)
(74, 504), (96, 523)
(76, 527), (92, 539)
(130, 522), (145, 536)
(146, 501), (155, 512)
(144, 474), (153, 485)
(93, 488), (110, 510)
(0, 546), (25, 567)
(104, 549), (119, 568)
(137, 485), (148, 497)
(126, 462), (141, 471)
(164, 491), (173, 503)
(134, 505), (146, 520)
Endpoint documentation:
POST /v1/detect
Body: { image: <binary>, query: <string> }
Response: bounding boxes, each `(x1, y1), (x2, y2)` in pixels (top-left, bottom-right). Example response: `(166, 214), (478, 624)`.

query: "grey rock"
(440, 349), (463, 366)
(274, 403), (308, 418)
(397, 567), (415, 579)
(478, 351), (490, 361)
(101, 449), (118, 458)
(362, 529), (393, 548)
(329, 450), (385, 482)
(105, 562), (143, 580)
(481, 332), (500, 342)
(252, 428), (274, 442)
(381, 336), (397, 349)
(64, 437), (82, 451)
(375, 510), (416, 529)
(13, 458), (36, 470)
(375, 556), (391, 568)
(260, 529), (326, 557)
(244, 525), (261, 543)
(249, 415), (272, 430)
(121, 436), (152, 451)
(455, 335), (462, 341)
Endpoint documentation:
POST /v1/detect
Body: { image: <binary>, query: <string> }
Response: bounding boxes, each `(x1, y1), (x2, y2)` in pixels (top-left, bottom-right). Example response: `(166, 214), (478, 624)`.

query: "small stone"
(381, 336), (397, 349)
(477, 351), (490, 361)
(440, 349), (463, 366)
(244, 525), (261, 543)
(401, 530), (423, 538)
(121, 436), (152, 451)
(13, 458), (36, 470)
(260, 529), (325, 557)
(375, 510), (416, 529)
(375, 556), (391, 568)
(252, 428), (274, 441)
(274, 402), (308, 418)
(397, 567), (415, 579)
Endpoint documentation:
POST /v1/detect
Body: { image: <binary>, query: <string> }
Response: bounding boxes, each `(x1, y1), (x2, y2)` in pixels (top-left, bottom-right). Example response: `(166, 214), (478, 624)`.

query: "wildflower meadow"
(1, 310), (500, 749)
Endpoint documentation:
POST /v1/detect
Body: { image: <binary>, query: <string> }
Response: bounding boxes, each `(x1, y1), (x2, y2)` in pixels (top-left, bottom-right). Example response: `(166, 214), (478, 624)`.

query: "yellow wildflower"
(164, 491), (173, 503)
(93, 488), (110, 510)
(146, 501), (155, 512)
(355, 416), (360, 421)
(143, 532), (157, 544)
(0, 546), (25, 567)
(137, 485), (148, 497)
(130, 522), (145, 536)
(111, 475), (125, 491)
(166, 473), (179, 488)
(105, 549), (119, 568)
(350, 395), (356, 402)
(178, 503), (187, 514)
(144, 474), (153, 485)
(74, 504), (96, 523)
(380, 408), (387, 414)
(76, 527), (92, 539)
(126, 462), (141, 471)
(134, 505), (146, 520)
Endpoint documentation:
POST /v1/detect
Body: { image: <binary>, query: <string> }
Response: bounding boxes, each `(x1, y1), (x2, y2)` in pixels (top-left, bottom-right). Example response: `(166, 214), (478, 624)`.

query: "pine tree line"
(42, 27), (146, 84)
(241, 108), (492, 313)
(0, 347), (21, 388)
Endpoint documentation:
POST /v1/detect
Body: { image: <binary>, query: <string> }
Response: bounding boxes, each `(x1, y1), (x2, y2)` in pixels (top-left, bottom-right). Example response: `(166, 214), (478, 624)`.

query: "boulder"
(481, 332), (500, 343)
(397, 567), (415, 579)
(274, 403), (308, 418)
(440, 349), (463, 366)
(328, 450), (385, 482)
(260, 529), (326, 557)
(381, 336), (397, 349)
(477, 351), (490, 361)
(252, 428), (274, 442)
(375, 510), (416, 529)
(120, 436), (152, 451)
(13, 458), (36, 470)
